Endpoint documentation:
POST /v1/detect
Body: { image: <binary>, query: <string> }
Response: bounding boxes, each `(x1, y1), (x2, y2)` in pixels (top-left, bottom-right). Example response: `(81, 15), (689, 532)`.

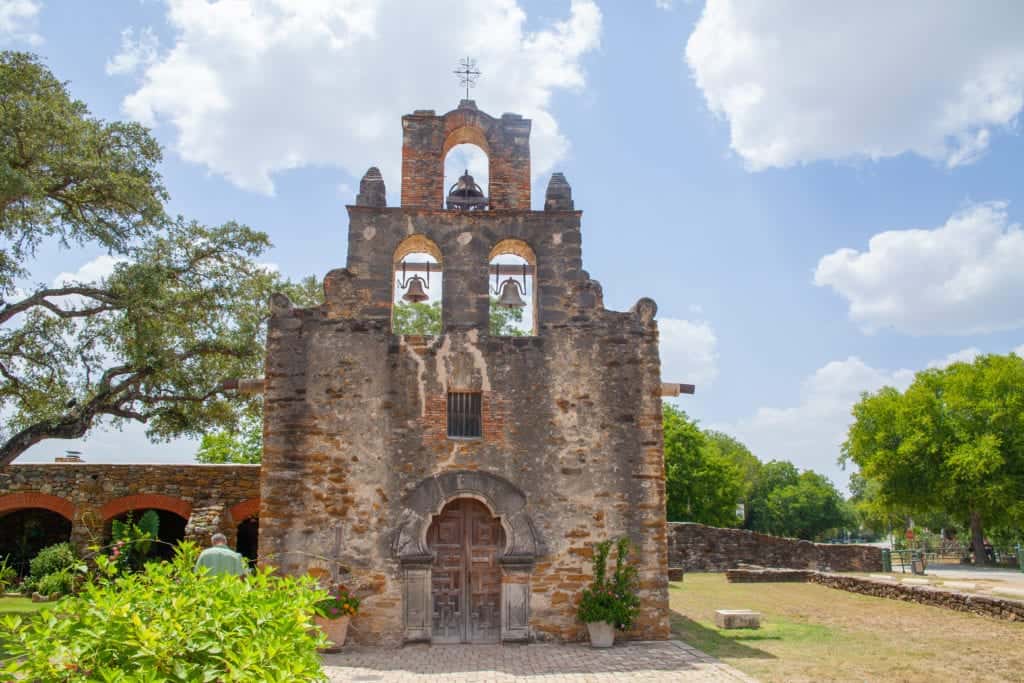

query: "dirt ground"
(670, 573), (1024, 683)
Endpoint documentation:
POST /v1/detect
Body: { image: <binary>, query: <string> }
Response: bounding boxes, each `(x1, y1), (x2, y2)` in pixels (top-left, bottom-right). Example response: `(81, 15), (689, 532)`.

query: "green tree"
(745, 460), (799, 534)
(0, 52), (311, 465)
(663, 405), (745, 527)
(392, 298), (527, 336)
(194, 278), (322, 464)
(393, 301), (441, 335)
(763, 470), (851, 540)
(489, 298), (526, 336)
(842, 353), (1024, 564)
(703, 430), (760, 523)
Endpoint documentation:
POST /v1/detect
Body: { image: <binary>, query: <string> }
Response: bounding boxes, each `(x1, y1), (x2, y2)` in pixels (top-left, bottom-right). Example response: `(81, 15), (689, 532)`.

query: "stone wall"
(726, 567), (1024, 622)
(0, 464), (260, 550)
(668, 522), (883, 572)
(809, 573), (1024, 622)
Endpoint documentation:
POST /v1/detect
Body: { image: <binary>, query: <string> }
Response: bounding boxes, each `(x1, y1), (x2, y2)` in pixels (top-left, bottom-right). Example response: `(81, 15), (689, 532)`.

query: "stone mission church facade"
(258, 100), (672, 645)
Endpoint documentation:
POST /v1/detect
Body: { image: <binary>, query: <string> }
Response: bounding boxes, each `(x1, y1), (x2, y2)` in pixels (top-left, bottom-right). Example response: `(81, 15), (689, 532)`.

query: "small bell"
(402, 276), (429, 303)
(496, 279), (526, 308)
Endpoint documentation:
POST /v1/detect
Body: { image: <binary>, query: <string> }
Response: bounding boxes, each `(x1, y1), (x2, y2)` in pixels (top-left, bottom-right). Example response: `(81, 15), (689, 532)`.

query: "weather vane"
(453, 57), (481, 100)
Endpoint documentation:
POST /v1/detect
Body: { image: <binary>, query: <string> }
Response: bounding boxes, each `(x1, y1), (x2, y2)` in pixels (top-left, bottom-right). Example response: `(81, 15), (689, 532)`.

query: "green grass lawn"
(671, 573), (1024, 683)
(0, 597), (47, 617)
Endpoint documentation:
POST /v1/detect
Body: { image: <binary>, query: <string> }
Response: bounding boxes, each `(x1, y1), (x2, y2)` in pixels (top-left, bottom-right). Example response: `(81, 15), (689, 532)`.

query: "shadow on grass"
(670, 611), (776, 660)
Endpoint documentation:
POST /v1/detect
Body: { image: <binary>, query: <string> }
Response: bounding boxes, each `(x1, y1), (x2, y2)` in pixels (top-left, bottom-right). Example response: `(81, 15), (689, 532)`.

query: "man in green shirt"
(195, 533), (249, 577)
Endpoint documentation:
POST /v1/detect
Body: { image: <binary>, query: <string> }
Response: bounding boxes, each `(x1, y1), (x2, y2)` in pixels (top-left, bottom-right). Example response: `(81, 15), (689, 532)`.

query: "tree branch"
(0, 286), (122, 325)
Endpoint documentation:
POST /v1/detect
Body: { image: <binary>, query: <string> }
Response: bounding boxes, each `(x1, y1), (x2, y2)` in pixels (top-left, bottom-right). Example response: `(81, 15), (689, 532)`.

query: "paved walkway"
(322, 640), (756, 682)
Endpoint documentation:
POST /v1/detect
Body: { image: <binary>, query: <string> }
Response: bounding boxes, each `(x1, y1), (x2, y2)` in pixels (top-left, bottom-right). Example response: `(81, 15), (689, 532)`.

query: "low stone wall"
(668, 522), (882, 572)
(809, 574), (1024, 622)
(725, 567), (814, 583)
(724, 567), (1024, 622)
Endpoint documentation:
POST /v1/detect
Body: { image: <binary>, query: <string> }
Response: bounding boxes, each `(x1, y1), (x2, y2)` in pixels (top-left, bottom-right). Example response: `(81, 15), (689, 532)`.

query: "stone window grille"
(447, 392), (482, 438)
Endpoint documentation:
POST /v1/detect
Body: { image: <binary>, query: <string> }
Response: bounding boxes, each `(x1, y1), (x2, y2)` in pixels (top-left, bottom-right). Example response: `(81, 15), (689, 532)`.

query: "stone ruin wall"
(259, 206), (670, 645)
(668, 521), (883, 573)
(0, 464), (260, 550)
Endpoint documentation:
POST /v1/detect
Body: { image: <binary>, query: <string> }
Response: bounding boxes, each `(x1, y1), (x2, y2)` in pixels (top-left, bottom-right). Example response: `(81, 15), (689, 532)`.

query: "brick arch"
(100, 494), (191, 521)
(228, 497), (260, 525)
(0, 492), (75, 520)
(401, 104), (531, 210)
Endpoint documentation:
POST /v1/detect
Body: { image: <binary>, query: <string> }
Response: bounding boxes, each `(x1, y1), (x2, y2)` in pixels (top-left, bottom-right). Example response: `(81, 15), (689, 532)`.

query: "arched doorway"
(427, 498), (504, 643)
(0, 509), (72, 576)
(236, 516), (258, 564)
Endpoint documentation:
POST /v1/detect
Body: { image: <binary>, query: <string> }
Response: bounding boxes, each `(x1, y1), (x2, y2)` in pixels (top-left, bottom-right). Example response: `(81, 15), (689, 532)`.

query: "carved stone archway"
(394, 470), (540, 643)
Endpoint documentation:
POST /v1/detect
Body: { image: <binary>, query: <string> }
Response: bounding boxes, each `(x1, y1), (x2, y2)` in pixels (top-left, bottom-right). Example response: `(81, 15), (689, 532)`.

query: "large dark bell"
(496, 279), (526, 308)
(402, 276), (429, 303)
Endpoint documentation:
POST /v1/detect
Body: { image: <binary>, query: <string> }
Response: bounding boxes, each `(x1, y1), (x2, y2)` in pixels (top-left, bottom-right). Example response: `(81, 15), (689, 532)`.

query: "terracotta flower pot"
(586, 620), (615, 648)
(315, 614), (351, 652)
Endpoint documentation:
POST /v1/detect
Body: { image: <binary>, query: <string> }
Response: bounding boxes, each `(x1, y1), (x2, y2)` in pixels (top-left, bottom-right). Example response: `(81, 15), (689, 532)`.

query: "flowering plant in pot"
(314, 584), (360, 652)
(576, 537), (640, 648)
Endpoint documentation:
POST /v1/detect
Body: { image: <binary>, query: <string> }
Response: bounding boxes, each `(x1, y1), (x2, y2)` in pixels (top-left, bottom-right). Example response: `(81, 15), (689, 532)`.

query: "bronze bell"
(496, 279), (526, 308)
(402, 276), (429, 303)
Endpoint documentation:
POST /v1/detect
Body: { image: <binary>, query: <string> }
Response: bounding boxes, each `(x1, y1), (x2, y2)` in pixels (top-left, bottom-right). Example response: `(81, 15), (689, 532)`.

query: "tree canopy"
(843, 353), (1024, 563)
(0, 51), (311, 464)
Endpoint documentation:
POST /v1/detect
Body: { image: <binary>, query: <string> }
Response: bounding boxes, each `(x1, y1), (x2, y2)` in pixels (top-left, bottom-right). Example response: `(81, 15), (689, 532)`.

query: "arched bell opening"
(105, 508), (188, 562)
(444, 143), (489, 211)
(392, 234), (443, 336)
(426, 497), (505, 643)
(0, 508), (72, 577)
(488, 239), (537, 336)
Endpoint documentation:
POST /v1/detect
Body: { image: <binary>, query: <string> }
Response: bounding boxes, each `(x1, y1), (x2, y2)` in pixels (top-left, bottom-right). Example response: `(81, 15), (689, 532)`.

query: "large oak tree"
(0, 51), (298, 465)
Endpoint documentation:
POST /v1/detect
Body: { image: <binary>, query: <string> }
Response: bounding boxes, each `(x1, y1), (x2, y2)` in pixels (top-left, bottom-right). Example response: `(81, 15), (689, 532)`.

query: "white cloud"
(659, 317), (718, 388)
(655, 0), (674, 9)
(1015, 344), (1024, 357)
(0, 0), (41, 44)
(714, 357), (914, 488)
(119, 0), (601, 196)
(106, 26), (160, 76)
(52, 254), (125, 288)
(685, 1), (1024, 170)
(926, 347), (981, 370)
(814, 202), (1024, 335)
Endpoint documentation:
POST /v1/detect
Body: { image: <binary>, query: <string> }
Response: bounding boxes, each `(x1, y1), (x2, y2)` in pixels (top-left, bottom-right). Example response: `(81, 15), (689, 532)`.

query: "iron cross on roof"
(453, 57), (481, 100)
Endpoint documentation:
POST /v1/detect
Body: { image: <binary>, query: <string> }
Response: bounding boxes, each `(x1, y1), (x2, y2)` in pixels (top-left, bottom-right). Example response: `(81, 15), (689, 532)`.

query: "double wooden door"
(427, 498), (504, 643)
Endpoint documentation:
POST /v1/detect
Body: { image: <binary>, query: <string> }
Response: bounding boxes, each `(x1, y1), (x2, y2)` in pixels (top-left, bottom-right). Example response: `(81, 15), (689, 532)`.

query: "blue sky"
(5, 1), (1024, 490)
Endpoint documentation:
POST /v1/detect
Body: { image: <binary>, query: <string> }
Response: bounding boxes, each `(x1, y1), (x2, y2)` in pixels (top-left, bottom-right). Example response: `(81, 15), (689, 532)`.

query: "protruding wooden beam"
(661, 382), (696, 397)
(222, 377), (266, 396)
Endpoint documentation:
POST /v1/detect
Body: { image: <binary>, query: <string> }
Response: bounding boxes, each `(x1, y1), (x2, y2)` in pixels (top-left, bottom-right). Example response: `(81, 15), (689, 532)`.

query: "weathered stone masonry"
(668, 522), (883, 573)
(0, 464), (259, 550)
(259, 100), (671, 645)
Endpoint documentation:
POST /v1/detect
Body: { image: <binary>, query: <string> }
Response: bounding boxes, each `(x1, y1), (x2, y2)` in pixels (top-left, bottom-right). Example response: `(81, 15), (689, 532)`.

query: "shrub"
(576, 537), (640, 631)
(34, 568), (76, 596)
(1, 542), (328, 681)
(27, 542), (77, 582)
(110, 510), (160, 570)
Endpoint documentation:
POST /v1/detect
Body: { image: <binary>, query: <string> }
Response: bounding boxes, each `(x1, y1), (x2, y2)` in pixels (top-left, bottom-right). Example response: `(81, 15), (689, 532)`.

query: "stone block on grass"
(714, 609), (761, 629)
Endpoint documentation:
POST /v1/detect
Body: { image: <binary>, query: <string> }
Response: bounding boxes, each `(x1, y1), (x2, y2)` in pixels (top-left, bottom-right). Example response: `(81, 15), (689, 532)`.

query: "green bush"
(1, 542), (329, 681)
(110, 509), (160, 570)
(576, 537), (641, 631)
(28, 542), (77, 581)
(34, 568), (77, 596)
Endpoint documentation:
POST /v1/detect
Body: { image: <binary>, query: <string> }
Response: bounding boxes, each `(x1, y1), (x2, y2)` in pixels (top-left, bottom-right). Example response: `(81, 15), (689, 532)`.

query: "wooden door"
(427, 499), (504, 643)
